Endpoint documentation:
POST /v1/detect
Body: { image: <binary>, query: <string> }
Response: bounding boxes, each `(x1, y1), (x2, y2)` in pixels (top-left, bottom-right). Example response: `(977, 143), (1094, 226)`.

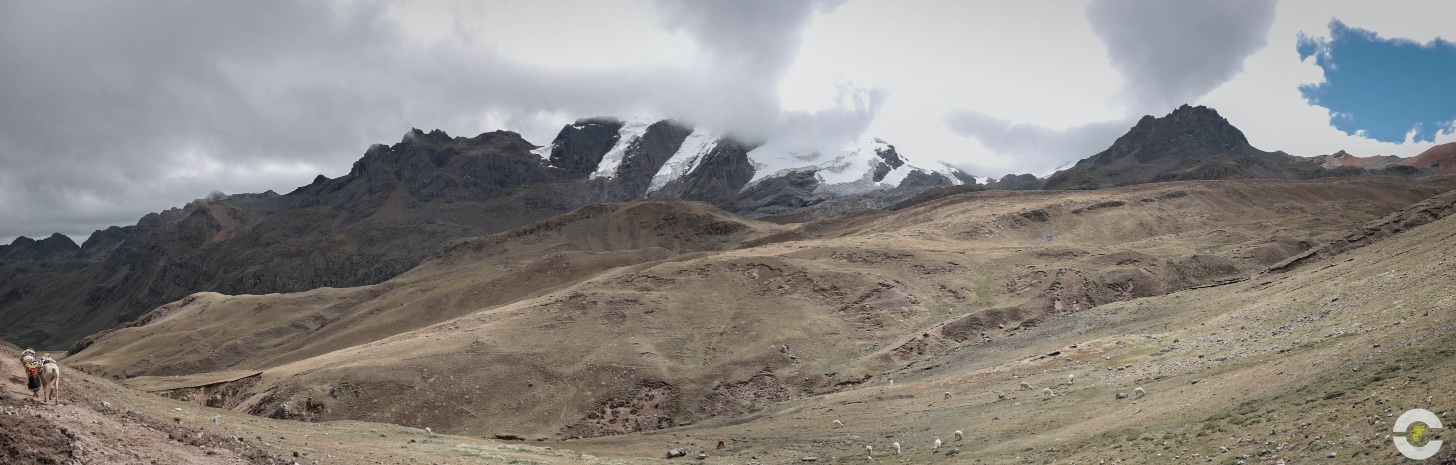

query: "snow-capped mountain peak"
(746, 138), (964, 195)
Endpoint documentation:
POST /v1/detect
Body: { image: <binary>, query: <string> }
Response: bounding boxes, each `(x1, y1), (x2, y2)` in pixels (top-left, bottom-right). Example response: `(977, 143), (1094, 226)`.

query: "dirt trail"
(0, 349), (288, 464)
(2, 346), (661, 465)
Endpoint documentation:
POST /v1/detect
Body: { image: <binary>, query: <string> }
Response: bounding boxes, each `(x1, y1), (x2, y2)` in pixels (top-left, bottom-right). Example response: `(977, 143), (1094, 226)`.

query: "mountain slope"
(1043, 105), (1433, 190)
(66, 176), (1456, 440)
(1, 119), (968, 349)
(1308, 149), (1403, 169)
(14, 177), (1456, 464)
(2, 128), (590, 348)
(0, 344), (619, 465)
(1398, 141), (1456, 174)
(67, 200), (781, 374)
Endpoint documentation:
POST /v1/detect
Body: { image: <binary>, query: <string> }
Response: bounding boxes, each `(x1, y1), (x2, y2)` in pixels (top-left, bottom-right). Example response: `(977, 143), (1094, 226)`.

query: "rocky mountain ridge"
(0, 118), (970, 348)
(5, 106), (1451, 348)
(1041, 105), (1442, 189)
(63, 175), (1456, 442)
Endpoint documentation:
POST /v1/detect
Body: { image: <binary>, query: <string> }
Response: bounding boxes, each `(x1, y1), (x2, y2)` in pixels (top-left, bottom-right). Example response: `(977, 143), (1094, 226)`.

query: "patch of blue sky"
(1297, 20), (1456, 143)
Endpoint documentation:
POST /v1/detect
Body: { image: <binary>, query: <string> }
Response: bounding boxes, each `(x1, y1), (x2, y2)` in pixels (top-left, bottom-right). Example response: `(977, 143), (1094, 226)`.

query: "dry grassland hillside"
(51, 176), (1456, 463)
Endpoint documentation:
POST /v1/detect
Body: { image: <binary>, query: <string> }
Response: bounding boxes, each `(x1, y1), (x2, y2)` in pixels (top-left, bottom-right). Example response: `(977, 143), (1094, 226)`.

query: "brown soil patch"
(0, 349), (289, 464)
(0, 397), (74, 464)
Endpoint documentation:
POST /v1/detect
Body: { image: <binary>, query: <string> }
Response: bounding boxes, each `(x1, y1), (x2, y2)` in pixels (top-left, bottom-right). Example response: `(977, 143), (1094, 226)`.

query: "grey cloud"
(944, 110), (1132, 176)
(0, 1), (419, 242)
(942, 0), (1275, 179)
(648, 0), (848, 140)
(1087, 0), (1277, 114)
(652, 0), (843, 77)
(0, 0), (850, 242)
(754, 86), (886, 154)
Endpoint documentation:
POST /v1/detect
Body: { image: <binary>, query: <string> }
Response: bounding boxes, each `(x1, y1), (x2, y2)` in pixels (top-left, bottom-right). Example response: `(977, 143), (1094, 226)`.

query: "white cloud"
(898, 0), (1276, 176)
(944, 111), (1132, 176)
(778, 1), (1126, 175)
(1198, 0), (1456, 157)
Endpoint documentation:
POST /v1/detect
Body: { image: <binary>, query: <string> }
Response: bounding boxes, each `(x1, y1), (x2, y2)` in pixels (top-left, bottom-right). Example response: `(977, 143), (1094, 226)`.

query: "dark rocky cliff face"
(601, 120), (693, 201)
(870, 144), (905, 182)
(648, 139), (758, 206)
(549, 118), (624, 178)
(727, 169), (823, 218)
(730, 169), (965, 221)
(987, 173), (1045, 191)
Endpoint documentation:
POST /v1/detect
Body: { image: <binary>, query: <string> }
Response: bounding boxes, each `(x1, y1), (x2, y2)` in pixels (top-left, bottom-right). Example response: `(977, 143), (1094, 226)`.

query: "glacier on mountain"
(647, 130), (719, 194)
(590, 118), (653, 180)
(747, 139), (965, 195)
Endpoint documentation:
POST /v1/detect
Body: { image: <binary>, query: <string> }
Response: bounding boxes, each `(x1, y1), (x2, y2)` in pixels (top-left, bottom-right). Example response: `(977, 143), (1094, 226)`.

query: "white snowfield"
(646, 130), (719, 194)
(543, 118), (977, 195)
(531, 144), (553, 162)
(926, 162), (970, 184)
(590, 118), (653, 180)
(747, 139), (965, 196)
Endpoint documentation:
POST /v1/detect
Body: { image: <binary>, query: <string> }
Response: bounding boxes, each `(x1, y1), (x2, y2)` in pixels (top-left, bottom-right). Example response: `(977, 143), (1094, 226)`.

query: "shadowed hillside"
(68, 200), (781, 376)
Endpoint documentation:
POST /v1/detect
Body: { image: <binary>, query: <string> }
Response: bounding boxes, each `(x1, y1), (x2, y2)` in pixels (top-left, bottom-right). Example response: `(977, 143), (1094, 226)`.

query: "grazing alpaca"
(833, 419), (843, 428)
(933, 437), (942, 451)
(1019, 381), (1032, 390)
(953, 430), (963, 441)
(1133, 387), (1146, 399)
(1043, 387), (1054, 397)
(39, 355), (60, 403)
(892, 441), (901, 455)
(1067, 374), (1075, 385)
(865, 444), (872, 458)
(944, 391), (952, 400)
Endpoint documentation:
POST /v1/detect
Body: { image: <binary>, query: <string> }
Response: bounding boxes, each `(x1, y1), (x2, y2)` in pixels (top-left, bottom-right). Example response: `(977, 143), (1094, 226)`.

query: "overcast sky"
(2, 0), (1454, 244)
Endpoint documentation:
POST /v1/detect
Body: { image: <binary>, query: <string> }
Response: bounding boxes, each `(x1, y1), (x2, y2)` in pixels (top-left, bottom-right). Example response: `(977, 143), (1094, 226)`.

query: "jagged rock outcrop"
(547, 118), (625, 177)
(987, 173), (1044, 191)
(743, 170), (963, 220)
(726, 169), (823, 218)
(870, 143), (905, 182)
(0, 233), (79, 262)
